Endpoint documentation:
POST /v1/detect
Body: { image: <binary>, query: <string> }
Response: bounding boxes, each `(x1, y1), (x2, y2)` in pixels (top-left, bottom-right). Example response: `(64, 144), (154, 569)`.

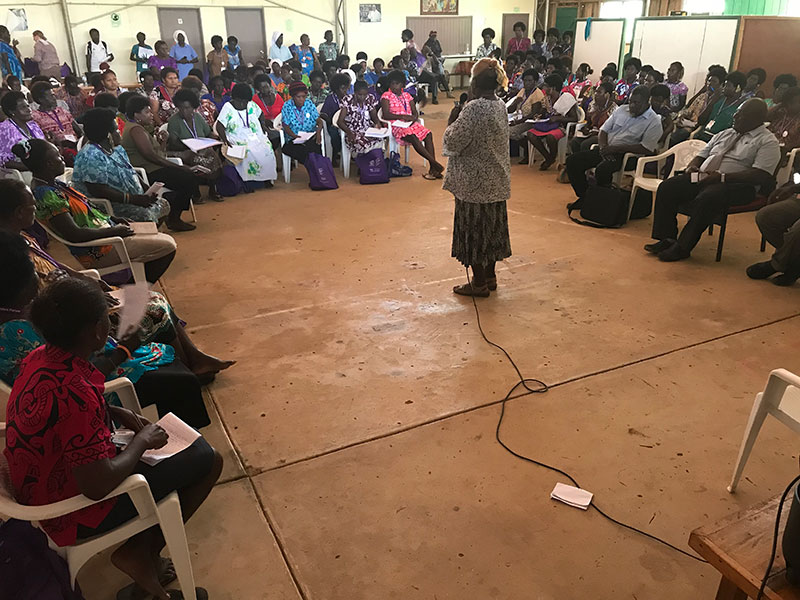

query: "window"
(683, 0), (725, 14)
(406, 16), (473, 55)
(600, 0), (643, 42)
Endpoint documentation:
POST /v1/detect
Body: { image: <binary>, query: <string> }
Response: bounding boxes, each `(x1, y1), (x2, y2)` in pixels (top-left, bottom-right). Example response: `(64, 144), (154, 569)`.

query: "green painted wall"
(555, 6), (578, 35)
(724, 0), (788, 15)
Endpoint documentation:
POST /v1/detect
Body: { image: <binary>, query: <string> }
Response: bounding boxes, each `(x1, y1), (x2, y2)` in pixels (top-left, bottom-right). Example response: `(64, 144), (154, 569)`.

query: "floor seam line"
(247, 311), (800, 475)
(245, 476), (309, 600)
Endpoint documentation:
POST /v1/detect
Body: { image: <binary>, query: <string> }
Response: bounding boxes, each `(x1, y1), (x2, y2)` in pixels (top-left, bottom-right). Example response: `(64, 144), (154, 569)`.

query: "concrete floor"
(76, 109), (800, 600)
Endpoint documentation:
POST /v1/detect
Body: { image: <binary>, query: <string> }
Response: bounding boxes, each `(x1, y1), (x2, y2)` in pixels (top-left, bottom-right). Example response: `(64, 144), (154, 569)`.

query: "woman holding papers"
(278, 81), (324, 166)
(525, 73), (579, 171)
(13, 138), (177, 282)
(167, 89), (223, 201)
(3, 272), (222, 600)
(338, 80), (384, 156)
(122, 95), (203, 230)
(73, 108), (170, 223)
(379, 69), (444, 180)
(215, 83), (278, 186)
(0, 182), (236, 388)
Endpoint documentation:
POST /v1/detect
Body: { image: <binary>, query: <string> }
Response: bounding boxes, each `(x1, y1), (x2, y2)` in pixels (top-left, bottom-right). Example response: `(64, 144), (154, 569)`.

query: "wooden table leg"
(715, 575), (748, 600)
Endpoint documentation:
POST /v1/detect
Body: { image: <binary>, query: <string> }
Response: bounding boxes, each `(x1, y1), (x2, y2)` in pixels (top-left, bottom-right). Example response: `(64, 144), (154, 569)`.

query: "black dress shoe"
(746, 261), (777, 280)
(773, 271), (800, 286)
(658, 243), (690, 262)
(644, 239), (675, 254)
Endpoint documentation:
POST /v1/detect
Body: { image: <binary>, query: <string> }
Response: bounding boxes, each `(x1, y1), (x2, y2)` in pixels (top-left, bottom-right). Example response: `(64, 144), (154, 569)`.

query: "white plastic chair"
(36, 219), (147, 284)
(0, 378), (198, 599)
(332, 109), (350, 178)
(376, 106), (426, 167)
(776, 147), (800, 187)
(274, 112), (326, 184)
(728, 369), (800, 493)
(556, 105), (586, 168)
(628, 139), (707, 221)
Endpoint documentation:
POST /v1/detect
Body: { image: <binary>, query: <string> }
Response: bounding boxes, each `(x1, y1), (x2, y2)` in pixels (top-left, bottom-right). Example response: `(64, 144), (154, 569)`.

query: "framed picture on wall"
(359, 4), (382, 22)
(420, 0), (458, 16)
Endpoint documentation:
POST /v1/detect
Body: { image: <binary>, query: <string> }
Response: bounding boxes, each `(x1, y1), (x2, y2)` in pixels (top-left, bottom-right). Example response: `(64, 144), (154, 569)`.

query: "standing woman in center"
(444, 59), (512, 297)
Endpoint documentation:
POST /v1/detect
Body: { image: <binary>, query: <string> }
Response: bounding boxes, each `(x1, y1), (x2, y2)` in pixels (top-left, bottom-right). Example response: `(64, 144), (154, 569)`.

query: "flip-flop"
(422, 173), (438, 180)
(116, 558), (177, 600)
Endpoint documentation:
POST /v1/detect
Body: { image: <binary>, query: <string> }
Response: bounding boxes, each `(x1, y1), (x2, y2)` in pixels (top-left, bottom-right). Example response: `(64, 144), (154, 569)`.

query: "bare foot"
(111, 537), (170, 600)
(191, 354), (236, 377)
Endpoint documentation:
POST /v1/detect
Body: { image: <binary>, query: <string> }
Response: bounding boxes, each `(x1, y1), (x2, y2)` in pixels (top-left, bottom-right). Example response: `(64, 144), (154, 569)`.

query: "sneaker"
(746, 261), (777, 280)
(644, 239), (675, 254)
(658, 244), (690, 262)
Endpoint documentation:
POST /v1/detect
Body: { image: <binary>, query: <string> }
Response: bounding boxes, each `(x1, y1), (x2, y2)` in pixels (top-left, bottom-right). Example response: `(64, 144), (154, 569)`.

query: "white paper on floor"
(551, 482), (593, 510)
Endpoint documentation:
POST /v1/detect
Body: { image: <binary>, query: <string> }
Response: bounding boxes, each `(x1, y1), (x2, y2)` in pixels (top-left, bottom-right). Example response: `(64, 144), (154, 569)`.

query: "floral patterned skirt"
(451, 199), (511, 267)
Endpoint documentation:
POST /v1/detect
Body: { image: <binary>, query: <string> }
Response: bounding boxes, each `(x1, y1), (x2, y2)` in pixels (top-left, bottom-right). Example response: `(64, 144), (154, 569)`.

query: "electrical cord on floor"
(756, 473), (800, 600)
(463, 268), (708, 564)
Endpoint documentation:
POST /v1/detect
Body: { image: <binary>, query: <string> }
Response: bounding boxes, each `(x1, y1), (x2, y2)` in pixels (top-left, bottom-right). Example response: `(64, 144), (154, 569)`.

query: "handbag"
(532, 121), (560, 133)
(355, 148), (389, 185)
(305, 152), (339, 190)
(568, 184), (629, 228)
(385, 151), (412, 178)
(629, 188), (653, 220)
(215, 164), (246, 197)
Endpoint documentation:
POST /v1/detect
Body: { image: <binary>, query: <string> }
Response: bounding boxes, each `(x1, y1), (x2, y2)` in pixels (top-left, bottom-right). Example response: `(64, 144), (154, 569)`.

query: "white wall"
(5, 0), (537, 84)
(345, 0), (537, 71)
(5, 0), (336, 83)
(573, 19), (625, 84)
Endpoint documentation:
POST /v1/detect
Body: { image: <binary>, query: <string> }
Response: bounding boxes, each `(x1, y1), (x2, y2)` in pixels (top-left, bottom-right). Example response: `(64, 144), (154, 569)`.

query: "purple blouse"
(0, 119), (45, 165)
(148, 55), (178, 75)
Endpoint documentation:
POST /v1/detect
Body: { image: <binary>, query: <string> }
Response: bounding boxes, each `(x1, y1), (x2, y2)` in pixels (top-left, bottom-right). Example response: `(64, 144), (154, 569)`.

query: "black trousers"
(133, 360), (210, 429)
(76, 437), (215, 539)
(570, 135), (599, 155)
(282, 138), (322, 166)
(148, 166), (199, 216)
(565, 148), (625, 198)
(652, 174), (756, 252)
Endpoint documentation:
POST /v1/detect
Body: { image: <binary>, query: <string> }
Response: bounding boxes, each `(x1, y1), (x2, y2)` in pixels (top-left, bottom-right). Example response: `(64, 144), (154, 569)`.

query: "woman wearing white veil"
(270, 31), (293, 62)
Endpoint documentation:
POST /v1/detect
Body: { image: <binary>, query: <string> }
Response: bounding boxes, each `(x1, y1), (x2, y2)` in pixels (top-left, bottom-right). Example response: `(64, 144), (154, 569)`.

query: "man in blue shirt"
(170, 31), (198, 80)
(566, 85), (662, 207)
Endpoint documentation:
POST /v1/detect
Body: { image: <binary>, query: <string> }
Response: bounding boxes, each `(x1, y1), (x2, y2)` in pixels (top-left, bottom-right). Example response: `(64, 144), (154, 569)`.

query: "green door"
(555, 6), (578, 35)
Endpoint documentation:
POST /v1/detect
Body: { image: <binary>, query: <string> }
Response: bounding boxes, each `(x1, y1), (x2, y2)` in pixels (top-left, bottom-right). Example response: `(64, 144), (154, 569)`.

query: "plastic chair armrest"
(79, 269), (101, 280)
(89, 198), (114, 216)
(103, 377), (143, 414)
(9, 475), (153, 522)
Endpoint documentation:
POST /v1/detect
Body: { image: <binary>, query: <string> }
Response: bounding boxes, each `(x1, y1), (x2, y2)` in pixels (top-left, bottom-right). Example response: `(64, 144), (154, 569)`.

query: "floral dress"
(341, 93), (383, 155)
(380, 90), (430, 146)
(0, 119), (45, 165)
(217, 101), (277, 182)
(72, 143), (170, 223)
(33, 182), (115, 267)
(0, 319), (174, 386)
(297, 46), (316, 75)
(150, 85), (178, 124)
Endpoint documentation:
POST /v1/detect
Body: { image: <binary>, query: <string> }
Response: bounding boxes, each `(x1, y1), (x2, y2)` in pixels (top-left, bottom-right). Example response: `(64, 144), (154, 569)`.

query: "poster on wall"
(420, 0), (458, 15)
(6, 9), (27, 33)
(359, 4), (382, 22)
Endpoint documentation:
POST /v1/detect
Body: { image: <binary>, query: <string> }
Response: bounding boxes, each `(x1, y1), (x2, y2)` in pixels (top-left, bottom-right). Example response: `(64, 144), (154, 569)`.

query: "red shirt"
(253, 92), (284, 121)
(4, 344), (118, 546)
(507, 37), (532, 55)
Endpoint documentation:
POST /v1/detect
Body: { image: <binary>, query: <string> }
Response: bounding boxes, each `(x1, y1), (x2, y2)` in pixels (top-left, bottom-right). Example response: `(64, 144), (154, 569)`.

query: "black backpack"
(568, 185), (652, 228)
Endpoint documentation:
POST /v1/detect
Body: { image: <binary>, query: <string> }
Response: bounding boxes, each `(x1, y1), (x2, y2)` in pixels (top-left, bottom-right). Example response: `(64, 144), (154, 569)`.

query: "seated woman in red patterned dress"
(379, 69), (444, 180)
(3, 267), (222, 600)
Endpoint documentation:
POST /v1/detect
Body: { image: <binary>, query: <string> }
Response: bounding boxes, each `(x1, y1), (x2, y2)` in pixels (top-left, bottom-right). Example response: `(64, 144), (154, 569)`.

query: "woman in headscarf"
(170, 30), (199, 81)
(444, 58), (511, 297)
(270, 31), (293, 62)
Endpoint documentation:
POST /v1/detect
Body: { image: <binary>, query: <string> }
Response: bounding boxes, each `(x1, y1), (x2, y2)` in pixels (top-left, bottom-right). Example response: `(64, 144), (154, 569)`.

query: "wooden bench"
(689, 494), (800, 599)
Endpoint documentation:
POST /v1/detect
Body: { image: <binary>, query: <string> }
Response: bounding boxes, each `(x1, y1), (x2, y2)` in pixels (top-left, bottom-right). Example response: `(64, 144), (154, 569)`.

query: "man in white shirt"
(646, 98), (780, 262)
(86, 28), (113, 77)
(566, 86), (662, 208)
